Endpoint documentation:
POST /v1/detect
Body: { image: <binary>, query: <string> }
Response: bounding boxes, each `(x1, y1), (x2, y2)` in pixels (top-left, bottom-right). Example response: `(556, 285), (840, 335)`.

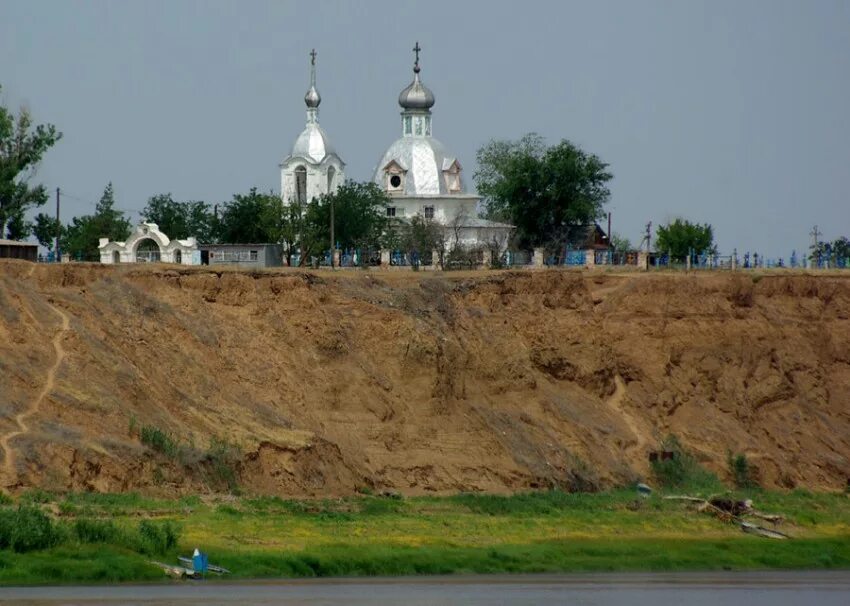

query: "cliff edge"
(1, 260), (848, 495)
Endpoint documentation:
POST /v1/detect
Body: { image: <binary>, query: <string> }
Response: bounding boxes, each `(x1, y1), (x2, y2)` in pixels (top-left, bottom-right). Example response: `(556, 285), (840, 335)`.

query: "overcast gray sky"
(2, 0), (848, 257)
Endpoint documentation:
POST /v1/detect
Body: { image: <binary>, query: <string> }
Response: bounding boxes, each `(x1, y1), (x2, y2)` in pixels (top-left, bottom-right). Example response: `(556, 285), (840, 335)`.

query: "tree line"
(25, 182), (395, 263)
(26, 79), (844, 265)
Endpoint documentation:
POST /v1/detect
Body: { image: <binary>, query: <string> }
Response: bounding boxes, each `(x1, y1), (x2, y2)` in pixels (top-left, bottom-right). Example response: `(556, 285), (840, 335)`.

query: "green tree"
(5, 210), (30, 240)
(811, 236), (850, 266)
(396, 214), (445, 268)
(610, 232), (633, 253)
(832, 236), (850, 264)
(318, 181), (388, 250)
(474, 133), (612, 250)
(655, 219), (715, 258)
(809, 240), (830, 265)
(61, 182), (131, 260)
(141, 194), (214, 242)
(32, 212), (60, 249)
(0, 85), (62, 238)
(216, 188), (281, 244)
(279, 201), (307, 266)
(287, 181), (389, 266)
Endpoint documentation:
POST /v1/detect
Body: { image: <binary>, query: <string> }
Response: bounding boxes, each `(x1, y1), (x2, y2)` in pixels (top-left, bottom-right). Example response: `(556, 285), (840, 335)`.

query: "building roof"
(374, 136), (465, 195)
(199, 243), (280, 248)
(289, 122), (337, 164)
(0, 239), (37, 247)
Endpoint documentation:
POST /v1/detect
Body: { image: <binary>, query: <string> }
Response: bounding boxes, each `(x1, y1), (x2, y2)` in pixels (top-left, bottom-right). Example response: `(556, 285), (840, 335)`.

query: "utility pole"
(55, 187), (61, 262)
(329, 197), (335, 268)
(607, 212), (612, 250)
(810, 225), (821, 267)
(645, 221), (652, 252)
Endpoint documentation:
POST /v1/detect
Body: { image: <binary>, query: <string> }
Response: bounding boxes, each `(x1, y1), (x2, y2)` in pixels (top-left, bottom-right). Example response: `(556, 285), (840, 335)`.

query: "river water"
(1, 571), (848, 605)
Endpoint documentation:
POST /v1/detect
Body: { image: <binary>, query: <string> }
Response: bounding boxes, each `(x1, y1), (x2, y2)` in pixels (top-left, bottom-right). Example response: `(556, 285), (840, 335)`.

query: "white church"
(280, 44), (513, 252)
(101, 44), (512, 266)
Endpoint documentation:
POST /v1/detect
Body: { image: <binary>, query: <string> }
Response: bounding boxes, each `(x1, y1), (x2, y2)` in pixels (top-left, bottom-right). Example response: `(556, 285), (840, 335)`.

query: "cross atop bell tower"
(413, 41), (421, 73)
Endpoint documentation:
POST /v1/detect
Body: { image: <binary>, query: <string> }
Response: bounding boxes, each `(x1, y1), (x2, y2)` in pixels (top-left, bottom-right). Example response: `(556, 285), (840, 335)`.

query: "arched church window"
(415, 117), (423, 136)
(295, 166), (307, 204)
(327, 166), (336, 193)
(404, 116), (412, 136)
(425, 117), (432, 136)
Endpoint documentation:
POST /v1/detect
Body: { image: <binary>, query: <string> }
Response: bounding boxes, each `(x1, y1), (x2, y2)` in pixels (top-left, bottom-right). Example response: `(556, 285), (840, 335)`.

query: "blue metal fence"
(564, 250), (586, 266)
(502, 250), (533, 267)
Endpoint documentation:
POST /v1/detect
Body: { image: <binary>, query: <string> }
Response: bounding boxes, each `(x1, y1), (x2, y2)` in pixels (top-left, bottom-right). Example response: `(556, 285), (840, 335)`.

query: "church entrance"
(135, 239), (161, 263)
(174, 250), (182, 264)
(112, 251), (120, 264)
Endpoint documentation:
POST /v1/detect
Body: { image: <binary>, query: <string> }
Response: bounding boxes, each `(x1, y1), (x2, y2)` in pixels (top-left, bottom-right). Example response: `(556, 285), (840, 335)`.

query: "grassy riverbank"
(1, 489), (849, 584)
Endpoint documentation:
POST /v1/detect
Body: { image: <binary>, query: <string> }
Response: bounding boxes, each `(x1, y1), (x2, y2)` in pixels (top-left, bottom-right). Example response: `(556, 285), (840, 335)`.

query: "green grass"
(1, 489), (848, 585)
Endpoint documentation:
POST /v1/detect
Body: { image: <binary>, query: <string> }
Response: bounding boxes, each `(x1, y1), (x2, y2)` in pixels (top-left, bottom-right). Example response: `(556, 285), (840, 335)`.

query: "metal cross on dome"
(413, 41), (421, 69)
(310, 48), (317, 65)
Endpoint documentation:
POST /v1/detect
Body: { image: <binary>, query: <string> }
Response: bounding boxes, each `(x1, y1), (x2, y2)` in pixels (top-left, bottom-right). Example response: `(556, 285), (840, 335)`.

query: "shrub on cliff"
(651, 435), (722, 493)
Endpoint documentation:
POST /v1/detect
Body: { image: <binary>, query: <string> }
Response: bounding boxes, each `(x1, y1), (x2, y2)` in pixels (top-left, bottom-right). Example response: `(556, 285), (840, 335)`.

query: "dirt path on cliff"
(606, 375), (650, 460)
(1, 301), (70, 488)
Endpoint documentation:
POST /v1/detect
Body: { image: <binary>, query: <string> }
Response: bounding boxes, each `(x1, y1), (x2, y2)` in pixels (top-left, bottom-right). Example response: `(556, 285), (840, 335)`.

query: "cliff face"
(1, 260), (849, 495)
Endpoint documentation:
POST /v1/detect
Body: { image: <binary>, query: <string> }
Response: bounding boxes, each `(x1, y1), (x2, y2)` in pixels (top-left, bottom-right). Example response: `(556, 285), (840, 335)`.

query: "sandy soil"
(1, 260), (849, 495)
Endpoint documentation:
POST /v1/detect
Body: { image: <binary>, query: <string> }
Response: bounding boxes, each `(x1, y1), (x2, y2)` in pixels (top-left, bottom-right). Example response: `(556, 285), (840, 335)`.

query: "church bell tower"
(280, 50), (345, 206)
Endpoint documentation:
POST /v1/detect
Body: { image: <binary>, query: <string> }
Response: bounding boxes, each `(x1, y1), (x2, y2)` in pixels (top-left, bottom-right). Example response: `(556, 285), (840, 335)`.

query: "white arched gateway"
(99, 222), (199, 265)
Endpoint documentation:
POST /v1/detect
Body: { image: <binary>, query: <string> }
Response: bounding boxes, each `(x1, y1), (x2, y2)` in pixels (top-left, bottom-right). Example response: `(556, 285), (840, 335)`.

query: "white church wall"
(280, 157), (344, 206)
(388, 196), (479, 224)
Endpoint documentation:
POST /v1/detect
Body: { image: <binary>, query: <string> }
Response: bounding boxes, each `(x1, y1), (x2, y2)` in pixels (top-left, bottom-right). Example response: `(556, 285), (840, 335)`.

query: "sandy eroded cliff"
(1, 260), (849, 495)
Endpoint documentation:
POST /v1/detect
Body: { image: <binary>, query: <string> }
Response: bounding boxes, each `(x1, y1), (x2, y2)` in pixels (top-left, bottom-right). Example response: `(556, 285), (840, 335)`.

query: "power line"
(52, 190), (141, 217)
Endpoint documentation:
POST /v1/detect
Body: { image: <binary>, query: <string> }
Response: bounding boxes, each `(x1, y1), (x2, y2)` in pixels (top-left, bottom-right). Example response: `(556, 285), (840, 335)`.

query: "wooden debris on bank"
(149, 561), (196, 579)
(663, 495), (789, 539)
(740, 521), (790, 540)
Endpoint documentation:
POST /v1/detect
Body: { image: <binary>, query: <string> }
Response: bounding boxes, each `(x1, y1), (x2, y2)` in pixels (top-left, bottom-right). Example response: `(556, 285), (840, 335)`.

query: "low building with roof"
(0, 238), (38, 262)
(198, 243), (283, 268)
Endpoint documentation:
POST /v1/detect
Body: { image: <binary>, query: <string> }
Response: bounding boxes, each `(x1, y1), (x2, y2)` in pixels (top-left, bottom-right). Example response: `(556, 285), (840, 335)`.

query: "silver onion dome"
(398, 41), (435, 111)
(398, 73), (434, 110)
(305, 85), (320, 108)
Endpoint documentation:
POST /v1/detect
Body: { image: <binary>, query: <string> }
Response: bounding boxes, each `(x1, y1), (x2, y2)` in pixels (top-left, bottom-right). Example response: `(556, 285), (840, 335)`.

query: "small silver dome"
(399, 42), (435, 111)
(398, 72), (435, 111)
(304, 84), (321, 108)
